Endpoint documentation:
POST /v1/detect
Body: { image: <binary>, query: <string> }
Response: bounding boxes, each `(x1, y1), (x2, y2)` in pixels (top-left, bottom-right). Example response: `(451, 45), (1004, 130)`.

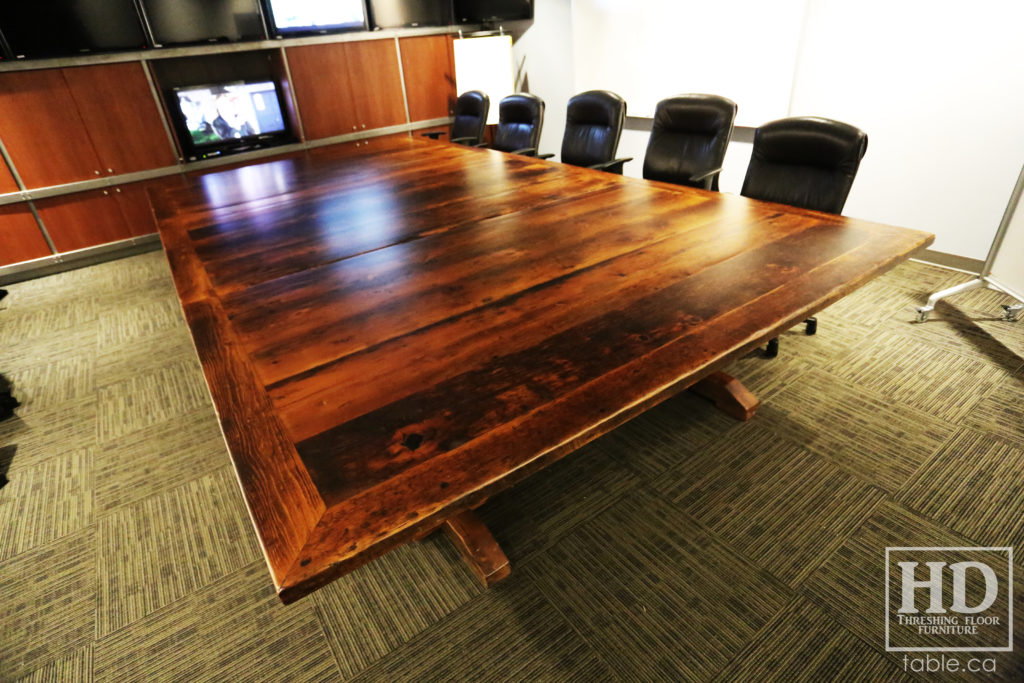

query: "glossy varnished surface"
(152, 137), (933, 601)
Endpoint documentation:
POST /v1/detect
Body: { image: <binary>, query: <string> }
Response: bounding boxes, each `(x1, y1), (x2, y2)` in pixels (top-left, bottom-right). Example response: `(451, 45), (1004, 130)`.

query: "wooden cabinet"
(0, 70), (103, 188)
(0, 163), (18, 195)
(0, 64), (175, 189)
(0, 204), (51, 266)
(36, 189), (133, 252)
(115, 175), (187, 237)
(287, 39), (406, 140)
(399, 35), (456, 122)
(63, 63), (178, 176)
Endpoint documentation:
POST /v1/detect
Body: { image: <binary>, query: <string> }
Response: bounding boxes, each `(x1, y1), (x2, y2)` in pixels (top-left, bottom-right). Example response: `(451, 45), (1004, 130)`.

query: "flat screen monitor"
(0, 1), (147, 59)
(141, 0), (266, 46)
(264, 0), (367, 35)
(170, 80), (290, 160)
(368, 0), (452, 29)
(453, 0), (531, 24)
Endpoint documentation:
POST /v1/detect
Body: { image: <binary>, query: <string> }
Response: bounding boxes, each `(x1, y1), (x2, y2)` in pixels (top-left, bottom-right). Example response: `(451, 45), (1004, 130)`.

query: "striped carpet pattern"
(1, 250), (1023, 681)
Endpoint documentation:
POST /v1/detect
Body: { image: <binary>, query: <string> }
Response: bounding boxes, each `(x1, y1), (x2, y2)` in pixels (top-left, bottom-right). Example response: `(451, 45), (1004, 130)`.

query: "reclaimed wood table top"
(152, 136), (933, 602)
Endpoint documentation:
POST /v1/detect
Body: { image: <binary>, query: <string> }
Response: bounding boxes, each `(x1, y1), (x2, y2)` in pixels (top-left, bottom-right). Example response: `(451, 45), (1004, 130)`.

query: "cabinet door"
(345, 39), (407, 131)
(0, 204), (52, 266)
(0, 70), (103, 188)
(113, 175), (187, 237)
(0, 162), (19, 194)
(62, 63), (177, 176)
(35, 189), (132, 252)
(400, 35), (456, 122)
(286, 43), (360, 140)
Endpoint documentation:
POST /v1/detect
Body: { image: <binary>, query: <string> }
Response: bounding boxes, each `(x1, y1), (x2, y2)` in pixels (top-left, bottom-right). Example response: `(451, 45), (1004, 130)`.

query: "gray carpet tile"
(898, 427), (1024, 549)
(0, 528), (97, 681)
(350, 571), (617, 683)
(95, 466), (261, 637)
(93, 406), (226, 513)
(0, 447), (93, 562)
(478, 438), (643, 562)
(674, 423), (887, 587)
(761, 368), (956, 492)
(0, 253), (1022, 680)
(713, 598), (909, 683)
(313, 534), (483, 678)
(93, 562), (339, 683)
(529, 490), (793, 682)
(963, 371), (1024, 449)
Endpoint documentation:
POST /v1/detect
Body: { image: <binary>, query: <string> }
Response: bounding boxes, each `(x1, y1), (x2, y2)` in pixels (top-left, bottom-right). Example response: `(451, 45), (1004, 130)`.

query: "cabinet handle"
(362, 124), (366, 129)
(94, 170), (101, 175)
(352, 126), (357, 130)
(115, 188), (122, 193)
(102, 190), (109, 196)
(107, 168), (114, 173)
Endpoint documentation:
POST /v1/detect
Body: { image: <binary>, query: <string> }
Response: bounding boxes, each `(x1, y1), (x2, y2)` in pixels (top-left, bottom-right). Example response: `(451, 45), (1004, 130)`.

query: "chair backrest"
(561, 90), (626, 168)
(642, 94), (737, 190)
(741, 116), (868, 214)
(493, 93), (545, 154)
(450, 90), (490, 145)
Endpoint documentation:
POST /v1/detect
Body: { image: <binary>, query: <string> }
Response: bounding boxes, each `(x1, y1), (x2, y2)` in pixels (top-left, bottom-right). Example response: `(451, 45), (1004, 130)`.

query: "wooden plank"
(689, 371), (760, 420)
(442, 510), (511, 587)
(151, 137), (935, 601)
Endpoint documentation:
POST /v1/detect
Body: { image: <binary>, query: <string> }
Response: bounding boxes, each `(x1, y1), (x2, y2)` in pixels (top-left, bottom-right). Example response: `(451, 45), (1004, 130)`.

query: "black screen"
(453, 0), (531, 23)
(0, 1), (147, 59)
(369, 0), (452, 29)
(141, 0), (266, 46)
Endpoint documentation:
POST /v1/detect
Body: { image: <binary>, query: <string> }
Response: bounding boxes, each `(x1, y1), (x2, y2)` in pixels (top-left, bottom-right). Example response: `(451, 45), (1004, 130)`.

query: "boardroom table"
(152, 136), (933, 603)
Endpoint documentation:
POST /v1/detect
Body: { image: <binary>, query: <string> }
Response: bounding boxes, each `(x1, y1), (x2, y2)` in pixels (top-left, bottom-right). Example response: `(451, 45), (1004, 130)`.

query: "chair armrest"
(537, 153), (555, 160)
(588, 157), (633, 174)
(510, 147), (538, 156)
(450, 136), (478, 145)
(474, 142), (490, 148)
(689, 167), (722, 190)
(421, 131), (445, 140)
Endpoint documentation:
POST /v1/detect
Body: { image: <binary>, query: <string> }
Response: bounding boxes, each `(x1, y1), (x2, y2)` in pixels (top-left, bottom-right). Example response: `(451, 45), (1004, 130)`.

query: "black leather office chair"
(423, 90), (490, 146)
(491, 93), (545, 156)
(643, 94), (737, 191)
(559, 90), (632, 174)
(741, 116), (869, 357)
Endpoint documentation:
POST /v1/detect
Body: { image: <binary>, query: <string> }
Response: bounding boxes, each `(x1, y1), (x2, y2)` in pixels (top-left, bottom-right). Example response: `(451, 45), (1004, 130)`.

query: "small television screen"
(140, 0), (266, 46)
(265, 0), (367, 35)
(369, 0), (452, 29)
(453, 0), (532, 24)
(0, 1), (147, 59)
(172, 81), (289, 159)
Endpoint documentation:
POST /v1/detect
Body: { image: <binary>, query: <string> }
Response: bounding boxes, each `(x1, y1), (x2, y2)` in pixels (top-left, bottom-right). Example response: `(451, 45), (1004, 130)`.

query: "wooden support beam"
(442, 509), (511, 587)
(689, 371), (760, 421)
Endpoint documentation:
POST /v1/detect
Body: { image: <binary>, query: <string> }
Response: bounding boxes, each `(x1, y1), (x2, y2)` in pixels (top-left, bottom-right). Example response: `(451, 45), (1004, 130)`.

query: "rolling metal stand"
(917, 163), (1024, 322)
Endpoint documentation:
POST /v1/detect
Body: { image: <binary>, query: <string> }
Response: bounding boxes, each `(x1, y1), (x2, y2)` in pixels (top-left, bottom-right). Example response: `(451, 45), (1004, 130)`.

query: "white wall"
(512, 1), (1024, 261)
(511, 0), (576, 158)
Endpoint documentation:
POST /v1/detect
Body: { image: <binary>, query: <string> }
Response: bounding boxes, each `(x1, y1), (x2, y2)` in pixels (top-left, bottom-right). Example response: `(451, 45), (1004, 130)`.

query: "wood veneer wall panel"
(0, 70), (103, 188)
(35, 189), (132, 252)
(0, 162), (19, 194)
(286, 43), (359, 140)
(0, 204), (51, 265)
(344, 40), (407, 129)
(115, 175), (188, 237)
(62, 63), (178, 175)
(399, 35), (456, 122)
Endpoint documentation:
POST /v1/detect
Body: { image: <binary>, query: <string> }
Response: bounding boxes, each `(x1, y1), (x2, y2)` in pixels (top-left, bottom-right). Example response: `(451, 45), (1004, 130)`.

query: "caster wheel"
(805, 317), (817, 335)
(765, 338), (779, 358)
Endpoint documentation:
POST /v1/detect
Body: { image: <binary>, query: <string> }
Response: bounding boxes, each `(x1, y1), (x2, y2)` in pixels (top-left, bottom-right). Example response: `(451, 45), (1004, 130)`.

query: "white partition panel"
(989, 187), (1024, 301)
(571, 0), (806, 126)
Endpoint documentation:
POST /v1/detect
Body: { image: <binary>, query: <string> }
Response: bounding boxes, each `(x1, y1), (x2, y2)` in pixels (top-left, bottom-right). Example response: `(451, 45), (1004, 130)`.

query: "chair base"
(764, 317), (817, 358)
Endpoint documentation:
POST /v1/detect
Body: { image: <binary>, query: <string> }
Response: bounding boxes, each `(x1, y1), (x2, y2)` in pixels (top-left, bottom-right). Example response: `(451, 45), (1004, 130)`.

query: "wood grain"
(285, 43), (360, 139)
(0, 161), (18, 194)
(400, 35), (456, 122)
(35, 188), (131, 253)
(62, 63), (178, 176)
(0, 204), (52, 266)
(151, 136), (934, 602)
(345, 39), (408, 130)
(0, 69), (102, 188)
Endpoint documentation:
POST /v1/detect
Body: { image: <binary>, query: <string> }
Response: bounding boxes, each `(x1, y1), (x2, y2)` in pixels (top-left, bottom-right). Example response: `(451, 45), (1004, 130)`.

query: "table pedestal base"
(442, 510), (511, 587)
(689, 371), (760, 421)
